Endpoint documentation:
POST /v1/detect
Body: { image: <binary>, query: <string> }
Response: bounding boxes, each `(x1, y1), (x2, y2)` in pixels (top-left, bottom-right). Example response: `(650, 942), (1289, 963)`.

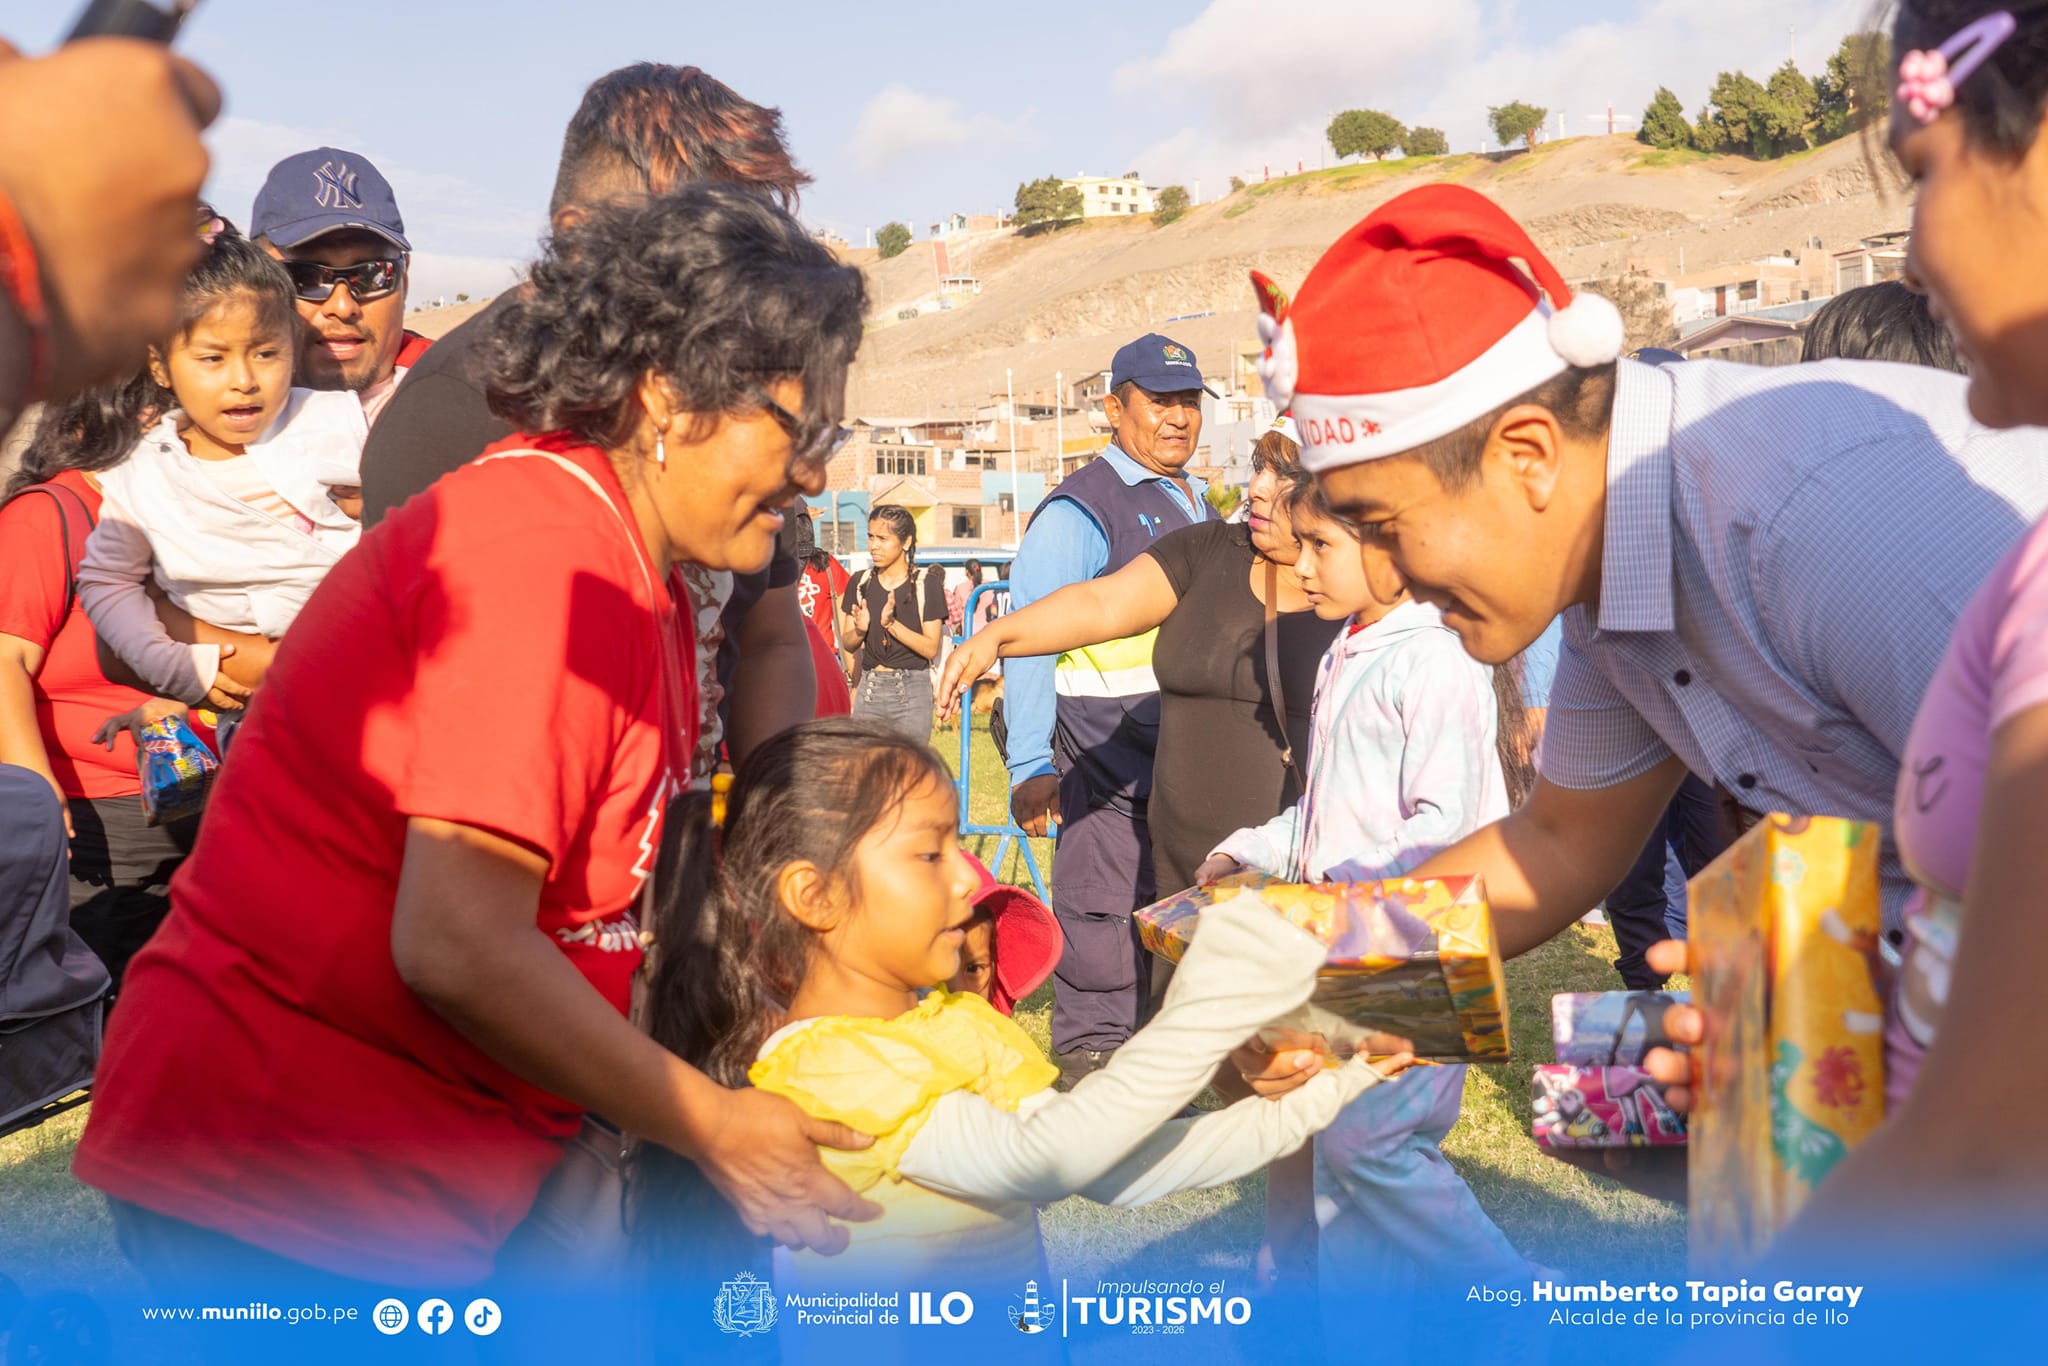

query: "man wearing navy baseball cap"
(250, 148), (429, 423)
(1004, 331), (1217, 1084)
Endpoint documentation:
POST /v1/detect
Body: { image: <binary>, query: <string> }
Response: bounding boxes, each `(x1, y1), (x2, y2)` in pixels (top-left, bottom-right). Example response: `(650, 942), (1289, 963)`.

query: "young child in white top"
(1201, 480), (1533, 1292)
(77, 228), (366, 709)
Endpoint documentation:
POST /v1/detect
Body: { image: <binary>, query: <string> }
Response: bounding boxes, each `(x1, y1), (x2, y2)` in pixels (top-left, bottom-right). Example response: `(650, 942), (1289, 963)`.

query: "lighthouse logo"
(1009, 1280), (1057, 1335)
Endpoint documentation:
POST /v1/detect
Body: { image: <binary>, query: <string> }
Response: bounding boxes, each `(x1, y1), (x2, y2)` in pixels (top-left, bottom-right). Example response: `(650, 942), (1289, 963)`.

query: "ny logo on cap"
(1162, 344), (1191, 363)
(313, 161), (363, 211)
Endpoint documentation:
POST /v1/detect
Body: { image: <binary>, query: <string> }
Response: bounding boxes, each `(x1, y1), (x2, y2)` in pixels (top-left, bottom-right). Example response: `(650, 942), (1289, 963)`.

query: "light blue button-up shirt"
(1543, 357), (2048, 926)
(1005, 443), (1210, 786)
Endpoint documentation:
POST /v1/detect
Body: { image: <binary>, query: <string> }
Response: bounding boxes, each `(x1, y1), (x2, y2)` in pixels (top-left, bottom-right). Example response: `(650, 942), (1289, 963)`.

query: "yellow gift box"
(1135, 873), (1510, 1063)
(1688, 814), (1888, 1269)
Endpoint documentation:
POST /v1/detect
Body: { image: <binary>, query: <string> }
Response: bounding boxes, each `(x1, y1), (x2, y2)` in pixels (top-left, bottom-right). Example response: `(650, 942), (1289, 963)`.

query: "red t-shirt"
(73, 435), (691, 1285)
(795, 555), (849, 635)
(808, 615), (851, 716)
(0, 471), (153, 798)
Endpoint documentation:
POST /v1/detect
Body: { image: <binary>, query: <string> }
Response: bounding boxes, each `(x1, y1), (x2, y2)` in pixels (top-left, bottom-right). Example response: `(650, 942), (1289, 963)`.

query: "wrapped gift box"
(1552, 990), (1689, 1067)
(1533, 1064), (1688, 1148)
(1688, 814), (1887, 1269)
(1135, 873), (1510, 1063)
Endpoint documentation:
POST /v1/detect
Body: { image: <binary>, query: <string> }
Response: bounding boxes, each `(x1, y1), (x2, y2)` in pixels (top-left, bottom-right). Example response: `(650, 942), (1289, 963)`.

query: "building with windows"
(1061, 172), (1156, 218)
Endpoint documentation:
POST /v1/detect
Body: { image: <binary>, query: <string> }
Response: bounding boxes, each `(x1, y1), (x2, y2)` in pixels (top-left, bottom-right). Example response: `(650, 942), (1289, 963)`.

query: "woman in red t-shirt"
(73, 187), (882, 1288)
(0, 381), (199, 988)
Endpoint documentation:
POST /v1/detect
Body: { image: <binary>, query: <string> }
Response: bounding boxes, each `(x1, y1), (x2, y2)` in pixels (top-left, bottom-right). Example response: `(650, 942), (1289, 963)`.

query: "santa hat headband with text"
(1254, 185), (1624, 474)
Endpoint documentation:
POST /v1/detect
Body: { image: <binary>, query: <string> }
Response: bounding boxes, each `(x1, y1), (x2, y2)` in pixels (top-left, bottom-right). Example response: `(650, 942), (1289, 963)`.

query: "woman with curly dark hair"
(73, 184), (882, 1290)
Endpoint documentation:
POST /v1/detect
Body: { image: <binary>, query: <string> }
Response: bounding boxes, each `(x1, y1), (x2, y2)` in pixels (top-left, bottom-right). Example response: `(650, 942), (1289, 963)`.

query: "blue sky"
(10, 0), (1867, 299)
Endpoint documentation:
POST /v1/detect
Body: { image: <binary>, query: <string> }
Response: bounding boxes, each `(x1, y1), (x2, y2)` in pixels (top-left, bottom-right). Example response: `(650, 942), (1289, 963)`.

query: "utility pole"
(1006, 367), (1021, 547)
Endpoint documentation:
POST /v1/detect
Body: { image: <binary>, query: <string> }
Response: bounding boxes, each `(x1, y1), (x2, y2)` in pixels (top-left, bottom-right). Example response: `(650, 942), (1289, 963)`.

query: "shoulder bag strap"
(18, 482), (97, 617)
(1264, 559), (1304, 789)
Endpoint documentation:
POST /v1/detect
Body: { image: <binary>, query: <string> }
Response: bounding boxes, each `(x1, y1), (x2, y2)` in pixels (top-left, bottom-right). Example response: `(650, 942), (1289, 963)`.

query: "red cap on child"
(963, 852), (1061, 1015)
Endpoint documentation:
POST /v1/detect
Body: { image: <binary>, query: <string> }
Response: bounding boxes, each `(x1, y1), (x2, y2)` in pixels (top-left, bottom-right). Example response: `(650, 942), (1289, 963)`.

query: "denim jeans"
(852, 666), (934, 744)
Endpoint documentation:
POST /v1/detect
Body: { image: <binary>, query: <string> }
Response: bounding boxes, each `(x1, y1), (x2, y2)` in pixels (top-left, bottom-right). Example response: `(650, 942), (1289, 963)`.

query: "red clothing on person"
(73, 434), (691, 1285)
(0, 471), (153, 798)
(808, 614), (851, 716)
(795, 554), (849, 636)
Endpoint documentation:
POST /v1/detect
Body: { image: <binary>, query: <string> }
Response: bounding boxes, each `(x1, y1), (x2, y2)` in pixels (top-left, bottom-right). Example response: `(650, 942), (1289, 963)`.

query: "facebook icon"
(417, 1299), (454, 1336)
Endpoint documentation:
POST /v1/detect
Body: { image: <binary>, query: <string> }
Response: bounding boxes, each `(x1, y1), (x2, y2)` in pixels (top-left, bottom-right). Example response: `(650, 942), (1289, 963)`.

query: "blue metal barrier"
(950, 580), (1049, 902)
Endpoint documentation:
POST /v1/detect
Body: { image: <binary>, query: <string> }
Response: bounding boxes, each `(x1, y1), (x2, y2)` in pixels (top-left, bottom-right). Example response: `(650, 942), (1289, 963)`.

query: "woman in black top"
(937, 424), (1340, 891)
(839, 504), (947, 741)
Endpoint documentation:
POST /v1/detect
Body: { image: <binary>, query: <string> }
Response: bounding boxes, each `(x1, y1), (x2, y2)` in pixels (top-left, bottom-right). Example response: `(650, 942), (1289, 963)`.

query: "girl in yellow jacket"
(635, 716), (1411, 1292)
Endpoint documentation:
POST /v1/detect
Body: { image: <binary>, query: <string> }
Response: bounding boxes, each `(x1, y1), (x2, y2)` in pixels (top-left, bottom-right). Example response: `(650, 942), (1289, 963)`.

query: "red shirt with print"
(795, 554), (849, 636)
(74, 434), (691, 1285)
(0, 471), (153, 798)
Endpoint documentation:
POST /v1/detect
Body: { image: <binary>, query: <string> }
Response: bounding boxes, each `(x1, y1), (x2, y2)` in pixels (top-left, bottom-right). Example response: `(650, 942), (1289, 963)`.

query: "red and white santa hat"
(1255, 184), (1624, 473)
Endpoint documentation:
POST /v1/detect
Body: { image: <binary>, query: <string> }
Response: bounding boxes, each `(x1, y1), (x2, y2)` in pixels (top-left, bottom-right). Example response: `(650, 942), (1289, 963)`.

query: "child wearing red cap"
(944, 852), (1060, 1015)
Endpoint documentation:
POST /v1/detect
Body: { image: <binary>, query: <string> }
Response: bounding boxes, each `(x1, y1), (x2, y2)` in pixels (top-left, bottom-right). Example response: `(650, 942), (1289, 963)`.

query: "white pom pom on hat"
(1546, 289), (1626, 368)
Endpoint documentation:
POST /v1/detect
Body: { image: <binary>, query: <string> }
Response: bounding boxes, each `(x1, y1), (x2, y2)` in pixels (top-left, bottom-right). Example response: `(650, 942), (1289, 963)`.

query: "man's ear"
(778, 860), (844, 934)
(1487, 404), (1566, 512)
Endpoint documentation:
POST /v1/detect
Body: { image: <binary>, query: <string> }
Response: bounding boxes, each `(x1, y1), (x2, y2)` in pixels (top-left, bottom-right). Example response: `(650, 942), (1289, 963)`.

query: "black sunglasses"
(752, 388), (851, 472)
(282, 257), (404, 304)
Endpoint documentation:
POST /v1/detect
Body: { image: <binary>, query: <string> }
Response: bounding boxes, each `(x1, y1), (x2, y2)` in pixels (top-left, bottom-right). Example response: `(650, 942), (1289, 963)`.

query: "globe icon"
(378, 1303), (406, 1330)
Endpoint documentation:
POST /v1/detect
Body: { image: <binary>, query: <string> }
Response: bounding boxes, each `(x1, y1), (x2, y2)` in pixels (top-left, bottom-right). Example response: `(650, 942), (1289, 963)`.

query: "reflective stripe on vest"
(1054, 627), (1160, 699)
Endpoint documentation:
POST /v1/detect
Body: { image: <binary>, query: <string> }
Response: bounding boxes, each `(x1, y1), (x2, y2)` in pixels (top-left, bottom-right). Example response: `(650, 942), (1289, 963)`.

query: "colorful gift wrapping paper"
(1134, 873), (1510, 1063)
(1532, 1064), (1688, 1148)
(1688, 814), (1887, 1269)
(137, 713), (219, 826)
(1533, 990), (1691, 1149)
(1552, 989), (1690, 1067)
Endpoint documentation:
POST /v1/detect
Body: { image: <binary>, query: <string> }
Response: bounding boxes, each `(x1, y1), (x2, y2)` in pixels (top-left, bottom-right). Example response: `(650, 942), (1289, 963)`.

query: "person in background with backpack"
(839, 504), (945, 741)
(0, 376), (198, 989)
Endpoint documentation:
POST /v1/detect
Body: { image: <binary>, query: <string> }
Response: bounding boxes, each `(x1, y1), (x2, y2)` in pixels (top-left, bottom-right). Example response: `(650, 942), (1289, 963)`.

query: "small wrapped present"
(1135, 873), (1510, 1063)
(1552, 990), (1689, 1067)
(1688, 814), (1887, 1269)
(137, 714), (219, 827)
(1533, 1064), (1687, 1148)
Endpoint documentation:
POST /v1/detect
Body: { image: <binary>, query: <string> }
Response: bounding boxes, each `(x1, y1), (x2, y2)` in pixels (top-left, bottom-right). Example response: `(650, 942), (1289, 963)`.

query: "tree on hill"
(1329, 108), (1407, 161)
(1698, 71), (1773, 155)
(1489, 101), (1548, 152)
(1228, 175), (1245, 193)
(1763, 60), (1820, 152)
(1817, 31), (1890, 141)
(876, 221), (912, 259)
(1405, 126), (1450, 157)
(1014, 176), (1083, 227)
(1637, 87), (1692, 149)
(1152, 185), (1190, 226)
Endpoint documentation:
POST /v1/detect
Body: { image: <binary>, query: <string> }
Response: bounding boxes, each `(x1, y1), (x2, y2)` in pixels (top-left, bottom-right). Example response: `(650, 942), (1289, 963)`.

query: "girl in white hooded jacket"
(1199, 479), (1534, 1291)
(76, 229), (365, 709)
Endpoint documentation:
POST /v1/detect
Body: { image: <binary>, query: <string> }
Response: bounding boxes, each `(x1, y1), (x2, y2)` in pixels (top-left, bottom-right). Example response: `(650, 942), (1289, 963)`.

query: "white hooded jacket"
(1214, 599), (1508, 883)
(77, 389), (366, 703)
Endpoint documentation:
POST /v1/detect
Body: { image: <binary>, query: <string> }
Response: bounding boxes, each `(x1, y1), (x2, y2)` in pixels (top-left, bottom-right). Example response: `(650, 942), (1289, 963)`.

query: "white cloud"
(1118, 0), (1869, 198)
(849, 84), (1029, 174)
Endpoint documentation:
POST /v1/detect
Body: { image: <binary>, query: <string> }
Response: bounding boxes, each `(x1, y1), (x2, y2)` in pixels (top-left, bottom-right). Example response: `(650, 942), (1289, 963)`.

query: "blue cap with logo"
(250, 148), (411, 252)
(1110, 332), (1218, 397)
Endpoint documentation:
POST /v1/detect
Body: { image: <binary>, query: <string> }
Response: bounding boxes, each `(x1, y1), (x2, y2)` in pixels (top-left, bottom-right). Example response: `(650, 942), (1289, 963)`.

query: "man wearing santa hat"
(1252, 183), (2048, 974)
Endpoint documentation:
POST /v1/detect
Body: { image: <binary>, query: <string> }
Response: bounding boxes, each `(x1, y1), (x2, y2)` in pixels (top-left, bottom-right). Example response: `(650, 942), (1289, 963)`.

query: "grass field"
(0, 712), (1683, 1302)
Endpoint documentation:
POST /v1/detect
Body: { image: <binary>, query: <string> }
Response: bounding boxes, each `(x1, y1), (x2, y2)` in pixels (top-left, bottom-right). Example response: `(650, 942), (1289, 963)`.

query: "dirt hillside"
(843, 135), (1910, 416)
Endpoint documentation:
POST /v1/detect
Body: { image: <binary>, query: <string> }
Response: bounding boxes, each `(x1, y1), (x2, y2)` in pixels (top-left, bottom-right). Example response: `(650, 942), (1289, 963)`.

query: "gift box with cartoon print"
(1533, 990), (1691, 1148)
(1688, 814), (1887, 1269)
(1135, 873), (1510, 1063)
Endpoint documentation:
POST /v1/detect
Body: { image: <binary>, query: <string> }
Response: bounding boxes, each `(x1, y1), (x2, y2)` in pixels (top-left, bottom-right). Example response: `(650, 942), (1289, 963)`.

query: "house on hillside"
(1656, 257), (1813, 326)
(815, 414), (1053, 553)
(1832, 231), (1910, 294)
(929, 212), (1010, 238)
(1062, 172), (1156, 218)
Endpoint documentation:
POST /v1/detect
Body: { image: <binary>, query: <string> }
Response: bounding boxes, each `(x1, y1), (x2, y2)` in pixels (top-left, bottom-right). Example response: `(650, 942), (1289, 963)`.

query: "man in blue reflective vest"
(1006, 333), (1218, 1084)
